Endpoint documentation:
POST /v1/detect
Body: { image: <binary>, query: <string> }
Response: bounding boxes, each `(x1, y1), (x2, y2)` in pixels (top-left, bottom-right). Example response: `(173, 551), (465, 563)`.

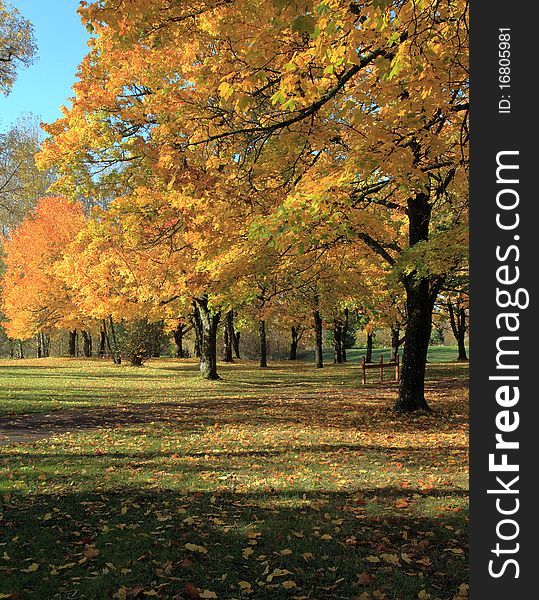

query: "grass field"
(0, 350), (468, 600)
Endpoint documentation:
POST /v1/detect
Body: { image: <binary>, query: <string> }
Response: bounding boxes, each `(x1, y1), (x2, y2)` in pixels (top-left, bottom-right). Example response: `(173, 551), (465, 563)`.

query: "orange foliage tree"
(37, 0), (468, 409)
(1, 196), (90, 350)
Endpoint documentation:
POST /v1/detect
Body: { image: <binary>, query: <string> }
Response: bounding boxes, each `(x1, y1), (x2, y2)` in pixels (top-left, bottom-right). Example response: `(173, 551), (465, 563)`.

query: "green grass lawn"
(0, 356), (469, 600)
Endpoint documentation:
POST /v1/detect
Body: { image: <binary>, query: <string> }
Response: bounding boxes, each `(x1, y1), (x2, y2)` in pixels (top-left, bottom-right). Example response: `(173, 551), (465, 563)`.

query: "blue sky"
(0, 0), (90, 133)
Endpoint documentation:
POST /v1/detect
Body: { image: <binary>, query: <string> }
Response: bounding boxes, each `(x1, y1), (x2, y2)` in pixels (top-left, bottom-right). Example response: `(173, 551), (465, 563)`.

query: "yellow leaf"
(21, 562), (39, 573)
(199, 591), (217, 599)
(282, 580), (297, 589)
(267, 568), (292, 582)
(401, 553), (413, 564)
(365, 556), (380, 563)
(184, 543), (208, 554)
(381, 553), (400, 565)
(242, 547), (254, 559)
(83, 546), (100, 559)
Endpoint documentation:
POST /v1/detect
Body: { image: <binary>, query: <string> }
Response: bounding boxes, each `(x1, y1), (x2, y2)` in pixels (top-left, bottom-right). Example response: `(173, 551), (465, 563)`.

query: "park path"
(0, 403), (190, 445)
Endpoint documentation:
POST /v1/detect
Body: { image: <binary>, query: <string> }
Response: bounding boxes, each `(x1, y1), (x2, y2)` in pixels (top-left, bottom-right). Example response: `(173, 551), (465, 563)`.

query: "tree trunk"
(190, 309), (202, 358)
(342, 308), (349, 362)
(390, 325), (400, 362)
(174, 322), (190, 358)
(313, 310), (323, 369)
(365, 332), (373, 363)
(223, 310), (234, 362)
(195, 296), (221, 380)
(333, 319), (343, 363)
(98, 327), (106, 357)
(448, 302), (468, 361)
(395, 193), (437, 412)
(233, 331), (241, 359)
(104, 318), (121, 365)
(68, 330), (77, 357)
(289, 326), (300, 360)
(19, 340), (24, 359)
(43, 332), (51, 357)
(37, 333), (42, 358)
(259, 319), (268, 368)
(81, 330), (92, 357)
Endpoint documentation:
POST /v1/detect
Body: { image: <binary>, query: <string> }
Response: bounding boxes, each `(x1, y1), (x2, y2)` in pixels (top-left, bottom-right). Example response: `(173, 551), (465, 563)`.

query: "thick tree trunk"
(174, 322), (190, 358)
(395, 279), (434, 412)
(222, 310), (234, 363)
(195, 296), (221, 380)
(365, 332), (373, 363)
(456, 313), (468, 361)
(333, 319), (343, 363)
(68, 330), (77, 357)
(37, 333), (42, 358)
(448, 302), (468, 361)
(390, 325), (400, 362)
(289, 326), (300, 360)
(190, 309), (202, 358)
(313, 310), (324, 369)
(342, 308), (349, 362)
(259, 319), (268, 368)
(395, 193), (437, 412)
(81, 330), (92, 357)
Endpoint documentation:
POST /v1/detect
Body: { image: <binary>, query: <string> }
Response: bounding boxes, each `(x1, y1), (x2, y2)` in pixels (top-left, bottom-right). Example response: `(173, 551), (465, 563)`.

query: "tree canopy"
(1, 0), (469, 411)
(0, 0), (36, 96)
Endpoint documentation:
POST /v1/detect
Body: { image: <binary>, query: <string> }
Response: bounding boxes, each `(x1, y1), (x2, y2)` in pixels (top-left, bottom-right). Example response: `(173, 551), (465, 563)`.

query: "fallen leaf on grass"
(357, 572), (375, 585)
(184, 543), (208, 554)
(182, 583), (200, 599)
(282, 580), (297, 589)
(83, 545), (100, 559)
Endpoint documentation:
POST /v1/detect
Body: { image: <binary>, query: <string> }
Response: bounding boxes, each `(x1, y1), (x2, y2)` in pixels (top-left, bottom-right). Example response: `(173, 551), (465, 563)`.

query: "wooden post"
(379, 354), (384, 382)
(395, 353), (399, 382)
(362, 356), (366, 384)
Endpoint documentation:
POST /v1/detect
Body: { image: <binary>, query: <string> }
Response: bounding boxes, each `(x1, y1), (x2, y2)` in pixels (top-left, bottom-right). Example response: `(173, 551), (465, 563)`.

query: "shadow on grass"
(0, 488), (468, 600)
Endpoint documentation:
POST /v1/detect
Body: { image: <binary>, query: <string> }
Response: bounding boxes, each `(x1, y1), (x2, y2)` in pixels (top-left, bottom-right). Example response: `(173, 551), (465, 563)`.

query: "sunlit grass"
(0, 355), (468, 599)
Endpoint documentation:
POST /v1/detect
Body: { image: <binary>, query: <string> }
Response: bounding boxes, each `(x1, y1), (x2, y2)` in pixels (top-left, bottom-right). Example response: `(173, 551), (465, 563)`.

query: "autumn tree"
(39, 0), (468, 408)
(0, 114), (54, 234)
(1, 196), (91, 345)
(0, 0), (36, 96)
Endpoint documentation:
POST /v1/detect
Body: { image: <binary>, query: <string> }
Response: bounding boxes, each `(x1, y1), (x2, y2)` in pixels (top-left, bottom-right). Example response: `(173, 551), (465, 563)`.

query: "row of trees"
(1, 0), (469, 412)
